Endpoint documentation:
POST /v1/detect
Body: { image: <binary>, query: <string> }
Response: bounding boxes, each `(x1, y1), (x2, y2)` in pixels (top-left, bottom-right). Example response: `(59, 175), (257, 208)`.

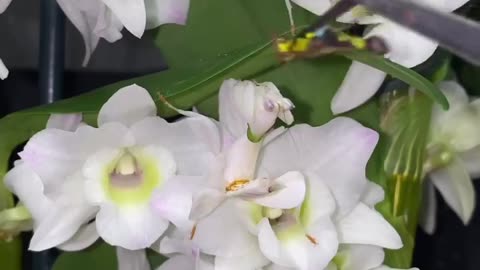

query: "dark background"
(1, 1), (480, 270)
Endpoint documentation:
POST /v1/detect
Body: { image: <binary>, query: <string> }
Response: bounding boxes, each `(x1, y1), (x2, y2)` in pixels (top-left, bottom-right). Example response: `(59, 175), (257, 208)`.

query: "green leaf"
(0, 239), (22, 270)
(340, 51), (449, 110)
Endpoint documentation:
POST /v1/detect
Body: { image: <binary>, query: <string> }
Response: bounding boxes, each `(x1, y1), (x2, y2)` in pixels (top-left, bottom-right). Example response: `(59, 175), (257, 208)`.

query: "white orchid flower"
(219, 79), (294, 141)
(56, 0), (190, 65)
(190, 117), (402, 270)
(421, 81), (480, 233)
(290, 0), (469, 114)
(0, 0), (13, 79)
(5, 84), (217, 255)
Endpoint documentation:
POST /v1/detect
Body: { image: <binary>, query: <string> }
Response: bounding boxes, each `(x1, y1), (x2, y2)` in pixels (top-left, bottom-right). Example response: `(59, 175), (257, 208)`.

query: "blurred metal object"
(299, 0), (480, 65)
(34, 0), (64, 269)
(39, 0), (65, 104)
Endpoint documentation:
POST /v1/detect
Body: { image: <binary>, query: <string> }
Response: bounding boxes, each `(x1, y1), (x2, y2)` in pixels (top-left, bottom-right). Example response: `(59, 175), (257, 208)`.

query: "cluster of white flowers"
(4, 79), (418, 270)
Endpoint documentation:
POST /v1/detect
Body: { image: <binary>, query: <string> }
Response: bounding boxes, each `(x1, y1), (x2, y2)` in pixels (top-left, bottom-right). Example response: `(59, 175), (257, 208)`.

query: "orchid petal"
(102, 0), (146, 38)
(224, 135), (261, 182)
(130, 115), (221, 175)
(145, 0), (190, 29)
(98, 84), (156, 127)
(338, 244), (384, 270)
(331, 61), (386, 114)
(189, 188), (226, 221)
(0, 0), (12, 13)
(419, 181), (437, 234)
(337, 203), (402, 249)
(193, 201), (257, 257)
(372, 266), (419, 270)
(96, 203), (169, 249)
(300, 174), (336, 227)
(4, 164), (51, 220)
(56, 0), (102, 65)
(29, 205), (96, 251)
(117, 247), (151, 270)
(157, 255), (195, 270)
(441, 0), (469, 11)
(0, 58), (8, 79)
(251, 171), (306, 209)
(459, 146), (480, 178)
(215, 245), (269, 270)
(259, 118), (379, 217)
(57, 222), (99, 251)
(430, 157), (475, 224)
(367, 22), (437, 68)
(291, 0), (331, 15)
(93, 7), (124, 42)
(361, 182), (385, 207)
(258, 217), (338, 269)
(46, 113), (83, 131)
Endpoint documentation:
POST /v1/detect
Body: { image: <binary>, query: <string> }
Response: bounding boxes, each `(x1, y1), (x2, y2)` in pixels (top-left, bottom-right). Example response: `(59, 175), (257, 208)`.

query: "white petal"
(331, 61), (386, 114)
(361, 182), (385, 207)
(56, 0), (101, 65)
(372, 266), (419, 270)
(367, 22), (437, 68)
(189, 188), (226, 221)
(258, 217), (338, 269)
(224, 135), (261, 182)
(193, 201), (257, 257)
(0, 0), (12, 13)
(339, 244), (384, 270)
(419, 181), (437, 234)
(157, 255), (214, 270)
(219, 79), (256, 138)
(291, 0), (332, 15)
(441, 0), (469, 11)
(130, 115), (221, 175)
(300, 174), (336, 228)
(251, 171), (306, 209)
(0, 58), (9, 80)
(95, 203), (169, 249)
(430, 158), (475, 224)
(93, 6), (124, 42)
(337, 203), (402, 249)
(259, 118), (379, 217)
(46, 113), (83, 131)
(29, 206), (96, 251)
(117, 247), (151, 270)
(4, 164), (52, 220)
(102, 0), (146, 38)
(152, 176), (202, 230)
(459, 146), (480, 178)
(215, 246), (269, 270)
(98, 84), (156, 127)
(145, 0), (190, 29)
(57, 222), (99, 251)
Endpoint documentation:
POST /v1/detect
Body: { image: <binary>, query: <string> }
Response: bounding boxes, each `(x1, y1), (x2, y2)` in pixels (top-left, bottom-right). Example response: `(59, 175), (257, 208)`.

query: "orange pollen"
(225, 179), (250, 192)
(306, 234), (318, 245)
(190, 224), (197, 240)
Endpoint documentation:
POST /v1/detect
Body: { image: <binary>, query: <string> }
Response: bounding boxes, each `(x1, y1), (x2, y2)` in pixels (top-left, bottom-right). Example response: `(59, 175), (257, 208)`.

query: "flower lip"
(109, 152), (144, 189)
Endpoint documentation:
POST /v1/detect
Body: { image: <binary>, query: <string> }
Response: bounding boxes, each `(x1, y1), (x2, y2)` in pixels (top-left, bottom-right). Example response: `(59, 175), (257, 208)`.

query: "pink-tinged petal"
(95, 203), (169, 249)
(98, 84), (156, 127)
(46, 113), (83, 131)
(116, 247), (151, 270)
(57, 223), (99, 251)
(0, 58), (8, 80)
(430, 157), (475, 225)
(331, 62), (386, 114)
(145, 0), (190, 29)
(102, 0), (146, 38)
(251, 171), (306, 209)
(419, 181), (437, 234)
(259, 117), (379, 217)
(29, 205), (96, 251)
(337, 203), (402, 249)
(367, 22), (437, 68)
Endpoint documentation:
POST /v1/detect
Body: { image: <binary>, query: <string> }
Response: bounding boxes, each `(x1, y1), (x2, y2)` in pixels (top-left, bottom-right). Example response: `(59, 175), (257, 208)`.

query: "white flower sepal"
(421, 81), (480, 233)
